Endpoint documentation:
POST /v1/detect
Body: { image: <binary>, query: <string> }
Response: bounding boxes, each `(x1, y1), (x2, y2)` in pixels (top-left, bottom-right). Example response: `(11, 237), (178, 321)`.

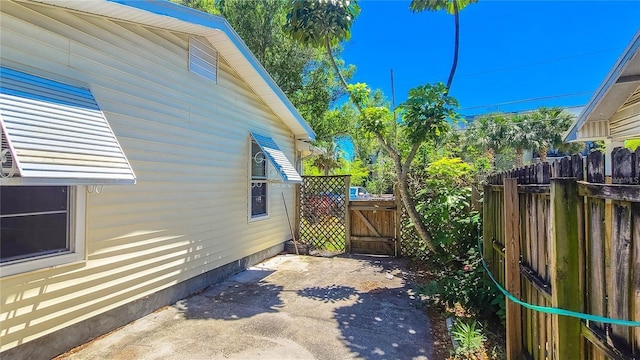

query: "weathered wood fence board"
(484, 148), (640, 360)
(349, 199), (398, 256)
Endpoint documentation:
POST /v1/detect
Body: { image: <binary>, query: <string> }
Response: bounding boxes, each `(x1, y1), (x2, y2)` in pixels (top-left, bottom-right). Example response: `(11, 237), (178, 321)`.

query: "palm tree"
(465, 113), (509, 170)
(506, 114), (541, 168)
(285, 0), (360, 96)
(529, 107), (582, 162)
(311, 141), (341, 175)
(409, 0), (477, 91)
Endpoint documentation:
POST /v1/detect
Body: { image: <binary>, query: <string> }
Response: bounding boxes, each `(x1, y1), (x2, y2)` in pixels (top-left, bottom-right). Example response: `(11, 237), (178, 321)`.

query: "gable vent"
(189, 36), (218, 82)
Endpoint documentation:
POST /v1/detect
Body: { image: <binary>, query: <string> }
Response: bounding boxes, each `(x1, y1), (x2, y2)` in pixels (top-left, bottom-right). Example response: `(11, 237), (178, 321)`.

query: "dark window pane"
(1, 213), (69, 262)
(251, 182), (267, 216)
(251, 141), (266, 178)
(1, 186), (68, 215)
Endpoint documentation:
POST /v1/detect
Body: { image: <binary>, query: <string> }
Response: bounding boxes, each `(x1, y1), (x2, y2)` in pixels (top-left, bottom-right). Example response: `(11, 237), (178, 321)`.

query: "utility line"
(460, 91), (592, 111)
(457, 47), (623, 78)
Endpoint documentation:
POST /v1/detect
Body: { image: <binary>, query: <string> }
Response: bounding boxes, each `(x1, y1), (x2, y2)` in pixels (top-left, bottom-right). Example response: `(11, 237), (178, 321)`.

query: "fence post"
(344, 175), (351, 254)
(504, 178), (523, 360)
(295, 182), (301, 241)
(394, 184), (402, 257)
(482, 185), (494, 270)
(550, 178), (583, 360)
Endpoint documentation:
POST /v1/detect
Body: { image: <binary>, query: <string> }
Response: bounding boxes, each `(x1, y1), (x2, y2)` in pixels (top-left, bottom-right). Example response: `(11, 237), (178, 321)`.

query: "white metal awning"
(0, 67), (136, 185)
(251, 132), (302, 183)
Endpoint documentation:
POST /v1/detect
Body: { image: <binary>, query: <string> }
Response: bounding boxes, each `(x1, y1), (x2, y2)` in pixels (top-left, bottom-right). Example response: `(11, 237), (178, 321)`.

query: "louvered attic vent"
(189, 36), (218, 82)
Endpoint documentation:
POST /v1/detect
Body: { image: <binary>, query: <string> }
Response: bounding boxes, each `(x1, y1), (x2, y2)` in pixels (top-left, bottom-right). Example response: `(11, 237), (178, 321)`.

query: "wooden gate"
(297, 175), (401, 256)
(347, 197), (401, 256)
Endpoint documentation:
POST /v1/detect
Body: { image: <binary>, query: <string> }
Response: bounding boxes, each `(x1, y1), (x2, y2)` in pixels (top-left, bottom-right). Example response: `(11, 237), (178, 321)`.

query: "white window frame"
(249, 139), (269, 222)
(0, 186), (86, 277)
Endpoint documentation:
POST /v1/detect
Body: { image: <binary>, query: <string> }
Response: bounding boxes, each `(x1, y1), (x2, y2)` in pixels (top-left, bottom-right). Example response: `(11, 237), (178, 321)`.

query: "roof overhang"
(564, 29), (640, 142)
(25, 0), (315, 141)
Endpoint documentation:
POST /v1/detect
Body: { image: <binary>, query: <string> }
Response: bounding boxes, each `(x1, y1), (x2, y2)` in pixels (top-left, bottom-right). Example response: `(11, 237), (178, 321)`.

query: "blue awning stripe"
(250, 133), (302, 183)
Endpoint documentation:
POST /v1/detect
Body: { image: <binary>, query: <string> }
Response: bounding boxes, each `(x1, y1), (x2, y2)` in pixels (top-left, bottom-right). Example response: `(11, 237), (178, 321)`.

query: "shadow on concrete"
(297, 285), (357, 303)
(177, 268), (285, 321)
(333, 286), (432, 360)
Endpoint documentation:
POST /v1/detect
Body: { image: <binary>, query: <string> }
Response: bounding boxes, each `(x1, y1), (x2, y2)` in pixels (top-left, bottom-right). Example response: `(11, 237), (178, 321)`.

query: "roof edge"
(107, 0), (315, 140)
(564, 29), (640, 142)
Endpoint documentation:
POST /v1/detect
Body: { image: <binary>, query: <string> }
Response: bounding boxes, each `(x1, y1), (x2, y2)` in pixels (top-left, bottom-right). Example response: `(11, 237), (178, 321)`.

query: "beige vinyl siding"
(609, 93), (640, 140)
(0, 1), (297, 351)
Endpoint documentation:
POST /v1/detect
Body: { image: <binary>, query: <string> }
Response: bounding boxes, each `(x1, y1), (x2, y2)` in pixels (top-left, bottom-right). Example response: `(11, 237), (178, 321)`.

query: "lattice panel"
(398, 204), (422, 258)
(299, 176), (348, 253)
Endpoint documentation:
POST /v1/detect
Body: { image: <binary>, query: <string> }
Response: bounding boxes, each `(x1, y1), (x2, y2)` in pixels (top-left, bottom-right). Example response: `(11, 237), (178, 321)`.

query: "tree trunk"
(325, 38), (353, 102)
(396, 167), (435, 252)
(486, 148), (496, 171)
(445, 1), (460, 91)
(515, 147), (524, 168)
(539, 145), (549, 163)
(323, 37), (436, 252)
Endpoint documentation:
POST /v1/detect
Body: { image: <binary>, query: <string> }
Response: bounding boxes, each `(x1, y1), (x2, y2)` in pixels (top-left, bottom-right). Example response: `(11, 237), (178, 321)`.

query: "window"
(0, 186), (85, 276)
(189, 36), (218, 82)
(250, 140), (268, 219)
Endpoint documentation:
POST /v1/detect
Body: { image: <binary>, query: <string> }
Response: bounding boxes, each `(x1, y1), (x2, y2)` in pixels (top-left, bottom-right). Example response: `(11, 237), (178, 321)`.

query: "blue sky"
(341, 1), (640, 117)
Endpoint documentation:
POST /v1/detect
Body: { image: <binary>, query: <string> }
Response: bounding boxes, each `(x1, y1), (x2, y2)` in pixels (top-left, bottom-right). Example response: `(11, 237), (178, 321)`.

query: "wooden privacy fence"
(484, 148), (640, 360)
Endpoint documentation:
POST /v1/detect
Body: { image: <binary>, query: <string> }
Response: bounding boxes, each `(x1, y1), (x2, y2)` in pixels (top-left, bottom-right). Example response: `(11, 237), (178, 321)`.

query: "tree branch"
(403, 142), (421, 174)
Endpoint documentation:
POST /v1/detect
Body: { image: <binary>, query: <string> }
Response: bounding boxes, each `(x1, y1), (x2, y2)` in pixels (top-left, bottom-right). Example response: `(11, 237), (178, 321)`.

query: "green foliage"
(407, 153), (501, 316)
(360, 106), (393, 136)
(451, 320), (486, 358)
(334, 158), (369, 185)
(285, 0), (361, 48)
(410, 0), (477, 14)
(398, 83), (459, 144)
(426, 157), (471, 184)
(625, 138), (640, 151)
(171, 0), (218, 13)
(346, 82), (370, 108)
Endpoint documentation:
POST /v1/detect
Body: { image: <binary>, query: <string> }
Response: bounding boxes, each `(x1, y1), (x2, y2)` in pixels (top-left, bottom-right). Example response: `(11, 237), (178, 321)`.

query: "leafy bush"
(405, 156), (502, 317)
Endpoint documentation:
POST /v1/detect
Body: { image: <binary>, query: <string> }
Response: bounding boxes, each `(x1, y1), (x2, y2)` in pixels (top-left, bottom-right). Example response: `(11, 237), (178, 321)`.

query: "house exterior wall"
(1, 0), (297, 353)
(609, 100), (640, 140)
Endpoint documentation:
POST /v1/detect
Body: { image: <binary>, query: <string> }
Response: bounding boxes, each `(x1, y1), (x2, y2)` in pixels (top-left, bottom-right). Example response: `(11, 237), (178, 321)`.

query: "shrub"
(404, 156), (502, 317)
(451, 320), (486, 358)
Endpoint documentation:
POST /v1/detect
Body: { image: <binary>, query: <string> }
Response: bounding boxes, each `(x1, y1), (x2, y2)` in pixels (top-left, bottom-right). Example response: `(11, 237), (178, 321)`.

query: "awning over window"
(0, 67), (135, 185)
(250, 132), (302, 183)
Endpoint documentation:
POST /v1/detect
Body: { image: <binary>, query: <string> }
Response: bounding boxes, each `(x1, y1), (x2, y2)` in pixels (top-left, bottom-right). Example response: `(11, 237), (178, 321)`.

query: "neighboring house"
(0, 1), (314, 358)
(564, 28), (640, 174)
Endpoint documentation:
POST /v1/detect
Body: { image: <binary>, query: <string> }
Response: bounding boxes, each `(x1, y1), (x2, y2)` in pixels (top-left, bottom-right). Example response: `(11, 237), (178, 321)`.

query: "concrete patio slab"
(58, 254), (433, 360)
